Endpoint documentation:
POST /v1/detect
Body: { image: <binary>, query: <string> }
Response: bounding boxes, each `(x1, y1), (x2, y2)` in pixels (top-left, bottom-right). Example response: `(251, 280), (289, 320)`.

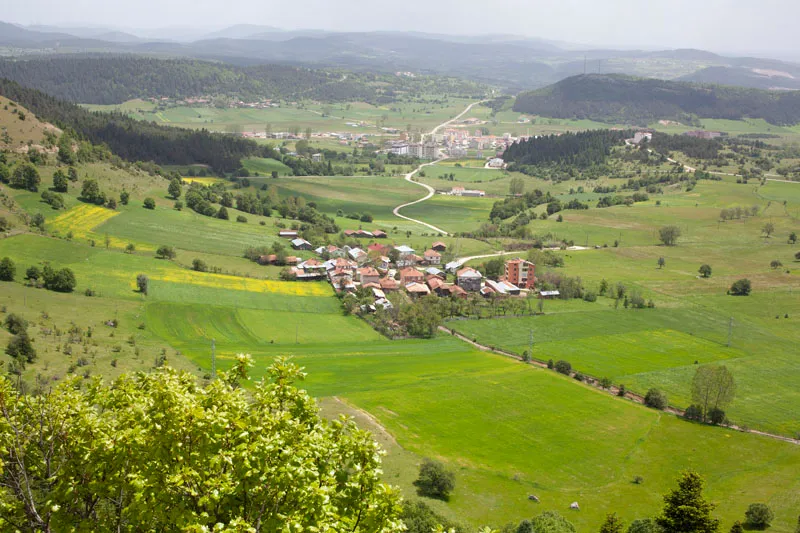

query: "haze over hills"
(2, 20), (800, 91)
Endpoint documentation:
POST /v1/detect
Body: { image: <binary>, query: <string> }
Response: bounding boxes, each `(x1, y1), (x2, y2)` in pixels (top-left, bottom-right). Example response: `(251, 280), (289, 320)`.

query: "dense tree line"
(647, 132), (722, 159)
(0, 56), (487, 106)
(0, 56), (345, 105)
(513, 74), (800, 126)
(0, 78), (271, 172)
(503, 130), (630, 172)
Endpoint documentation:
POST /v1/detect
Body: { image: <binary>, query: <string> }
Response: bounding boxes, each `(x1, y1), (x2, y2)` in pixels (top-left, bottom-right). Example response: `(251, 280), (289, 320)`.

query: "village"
(264, 229), (549, 312)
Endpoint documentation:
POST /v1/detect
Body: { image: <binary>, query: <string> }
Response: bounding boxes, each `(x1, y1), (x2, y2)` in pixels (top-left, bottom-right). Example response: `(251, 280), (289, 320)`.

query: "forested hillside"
(513, 74), (800, 125)
(503, 129), (630, 169)
(0, 78), (271, 171)
(0, 56), (487, 105)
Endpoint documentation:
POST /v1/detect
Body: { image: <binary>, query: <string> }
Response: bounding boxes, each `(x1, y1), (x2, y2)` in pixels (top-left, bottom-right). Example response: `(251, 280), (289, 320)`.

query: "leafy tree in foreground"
(730, 521), (744, 533)
(529, 511), (576, 533)
(0, 356), (403, 532)
(656, 471), (719, 533)
(744, 504), (774, 530)
(415, 458), (456, 500)
(659, 225), (681, 246)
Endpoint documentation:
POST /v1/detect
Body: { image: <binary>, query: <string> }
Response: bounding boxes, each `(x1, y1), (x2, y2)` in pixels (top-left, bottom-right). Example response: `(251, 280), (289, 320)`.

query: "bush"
(0, 256), (16, 281)
(583, 291), (597, 302)
(617, 384), (626, 397)
(42, 265), (76, 292)
(414, 458), (455, 500)
(644, 388), (668, 410)
(708, 408), (726, 425)
(216, 206), (229, 220)
(554, 360), (572, 375)
(236, 215), (248, 223)
(156, 245), (176, 260)
(684, 404), (703, 421)
(729, 278), (751, 296)
(4, 313), (28, 335)
(6, 331), (36, 363)
(699, 264), (712, 278)
(192, 259), (208, 272)
(745, 503), (774, 530)
(25, 266), (42, 281)
(143, 197), (156, 209)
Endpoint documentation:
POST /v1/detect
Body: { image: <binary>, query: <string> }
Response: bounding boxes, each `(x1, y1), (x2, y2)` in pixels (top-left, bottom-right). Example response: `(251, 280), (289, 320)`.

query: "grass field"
(84, 97), (478, 135)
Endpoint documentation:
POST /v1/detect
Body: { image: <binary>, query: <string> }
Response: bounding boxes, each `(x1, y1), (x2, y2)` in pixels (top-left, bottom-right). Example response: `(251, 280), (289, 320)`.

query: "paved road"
(392, 100), (487, 235)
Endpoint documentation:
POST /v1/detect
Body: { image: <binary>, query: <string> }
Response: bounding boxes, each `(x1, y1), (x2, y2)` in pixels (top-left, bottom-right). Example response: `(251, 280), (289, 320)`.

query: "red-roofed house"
(423, 249), (442, 265)
(358, 267), (381, 286)
(431, 241), (447, 252)
(399, 267), (424, 285)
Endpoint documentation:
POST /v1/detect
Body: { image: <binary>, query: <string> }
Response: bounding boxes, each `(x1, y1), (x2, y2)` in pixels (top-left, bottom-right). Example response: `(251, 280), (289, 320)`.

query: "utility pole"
(727, 318), (733, 347)
(529, 328), (534, 359)
(211, 338), (216, 379)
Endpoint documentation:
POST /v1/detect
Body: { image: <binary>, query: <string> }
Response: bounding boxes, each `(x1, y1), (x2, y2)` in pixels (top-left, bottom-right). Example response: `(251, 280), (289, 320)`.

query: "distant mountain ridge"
(512, 74), (800, 125)
(2, 21), (800, 91)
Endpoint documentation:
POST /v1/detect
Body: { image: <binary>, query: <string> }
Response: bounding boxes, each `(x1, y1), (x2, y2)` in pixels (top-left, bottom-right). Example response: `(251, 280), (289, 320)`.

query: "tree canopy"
(0, 356), (403, 532)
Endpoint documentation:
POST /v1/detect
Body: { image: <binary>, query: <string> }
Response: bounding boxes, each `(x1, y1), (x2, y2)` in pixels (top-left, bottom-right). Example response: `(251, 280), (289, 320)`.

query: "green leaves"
(0, 357), (402, 532)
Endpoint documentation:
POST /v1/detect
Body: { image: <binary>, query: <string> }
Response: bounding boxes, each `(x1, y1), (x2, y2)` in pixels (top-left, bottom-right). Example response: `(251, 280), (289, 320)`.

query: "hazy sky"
(6, 0), (798, 56)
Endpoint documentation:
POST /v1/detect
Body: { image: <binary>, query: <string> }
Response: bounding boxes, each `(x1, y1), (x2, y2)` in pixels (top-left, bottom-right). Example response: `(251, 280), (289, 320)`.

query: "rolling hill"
(512, 73), (800, 125)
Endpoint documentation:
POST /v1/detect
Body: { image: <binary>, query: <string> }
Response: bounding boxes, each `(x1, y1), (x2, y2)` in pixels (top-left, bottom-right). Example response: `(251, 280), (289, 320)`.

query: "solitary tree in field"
(699, 264), (712, 278)
(745, 504), (774, 530)
(0, 256), (15, 281)
(770, 259), (783, 269)
(657, 256), (665, 269)
(415, 458), (455, 500)
(657, 471), (719, 533)
(729, 278), (751, 296)
(156, 245), (176, 260)
(509, 177), (525, 196)
(644, 388), (668, 410)
(168, 177), (182, 200)
(136, 274), (149, 295)
(691, 365), (735, 422)
(789, 232), (797, 244)
(659, 225), (681, 246)
(762, 222), (775, 238)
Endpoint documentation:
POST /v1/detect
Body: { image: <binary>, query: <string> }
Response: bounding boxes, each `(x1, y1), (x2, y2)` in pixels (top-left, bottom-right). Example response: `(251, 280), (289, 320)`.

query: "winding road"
(392, 100), (487, 235)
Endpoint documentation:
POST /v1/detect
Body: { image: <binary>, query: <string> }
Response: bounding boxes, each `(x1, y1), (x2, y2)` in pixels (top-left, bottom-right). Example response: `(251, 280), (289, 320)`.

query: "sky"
(5, 0), (799, 57)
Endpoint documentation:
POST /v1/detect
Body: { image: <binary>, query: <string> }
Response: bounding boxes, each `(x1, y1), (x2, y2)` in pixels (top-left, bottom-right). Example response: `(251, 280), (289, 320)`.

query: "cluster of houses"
(273, 228), (544, 308)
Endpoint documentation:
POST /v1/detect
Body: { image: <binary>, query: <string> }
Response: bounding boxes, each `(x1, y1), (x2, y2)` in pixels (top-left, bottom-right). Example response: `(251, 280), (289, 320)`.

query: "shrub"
(136, 274), (149, 295)
(156, 245), (176, 260)
(125, 243), (136, 254)
(216, 206), (229, 220)
(644, 388), (668, 410)
(708, 408), (726, 425)
(0, 256), (15, 281)
(192, 259), (208, 272)
(143, 197), (156, 209)
(4, 313), (28, 335)
(684, 404), (703, 421)
(699, 264), (712, 278)
(414, 458), (455, 500)
(729, 278), (751, 296)
(617, 384), (626, 397)
(547, 359), (554, 369)
(627, 518), (662, 533)
(745, 504), (774, 530)
(6, 331), (36, 363)
(583, 291), (597, 302)
(554, 360), (572, 375)
(236, 215), (248, 223)
(42, 265), (76, 292)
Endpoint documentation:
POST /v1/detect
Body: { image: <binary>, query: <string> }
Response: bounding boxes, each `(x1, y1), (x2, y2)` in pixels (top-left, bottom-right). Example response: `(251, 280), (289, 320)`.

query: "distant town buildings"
(450, 186), (485, 197)
(684, 130), (723, 139)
